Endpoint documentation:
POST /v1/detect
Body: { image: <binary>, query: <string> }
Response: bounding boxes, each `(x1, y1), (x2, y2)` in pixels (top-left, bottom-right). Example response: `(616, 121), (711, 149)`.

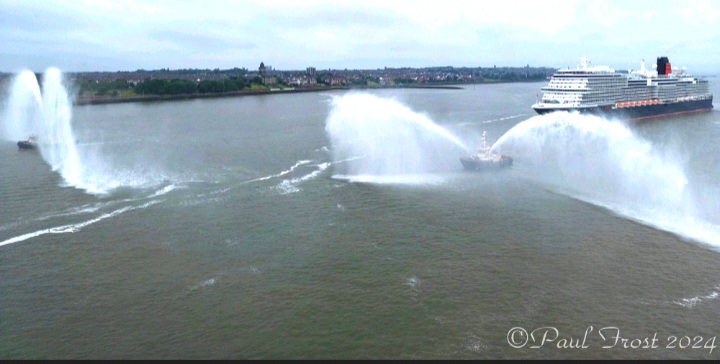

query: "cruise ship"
(532, 56), (713, 121)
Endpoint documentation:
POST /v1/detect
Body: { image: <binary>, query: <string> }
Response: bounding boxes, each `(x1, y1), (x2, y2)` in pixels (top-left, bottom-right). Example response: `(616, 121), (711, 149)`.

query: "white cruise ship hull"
(533, 56), (713, 122)
(533, 97), (713, 121)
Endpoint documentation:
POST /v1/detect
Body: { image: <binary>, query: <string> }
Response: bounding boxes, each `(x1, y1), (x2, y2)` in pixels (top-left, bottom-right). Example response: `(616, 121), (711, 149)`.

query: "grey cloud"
(150, 29), (256, 53)
(0, 2), (96, 35)
(579, 33), (605, 43)
(267, 4), (406, 30)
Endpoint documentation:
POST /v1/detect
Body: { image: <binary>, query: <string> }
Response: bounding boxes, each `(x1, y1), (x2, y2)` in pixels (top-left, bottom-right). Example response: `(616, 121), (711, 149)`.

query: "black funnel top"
(657, 57), (671, 75)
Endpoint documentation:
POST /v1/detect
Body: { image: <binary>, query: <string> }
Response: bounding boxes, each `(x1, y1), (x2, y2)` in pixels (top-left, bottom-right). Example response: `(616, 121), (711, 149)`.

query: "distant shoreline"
(72, 84), (469, 106)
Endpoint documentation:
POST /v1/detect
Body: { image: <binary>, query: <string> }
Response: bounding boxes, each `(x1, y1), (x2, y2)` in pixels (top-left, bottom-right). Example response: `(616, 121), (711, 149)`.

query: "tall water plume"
(2, 71), (43, 142)
(325, 93), (468, 183)
(37, 68), (84, 189)
(492, 111), (720, 248)
(3, 68), (105, 194)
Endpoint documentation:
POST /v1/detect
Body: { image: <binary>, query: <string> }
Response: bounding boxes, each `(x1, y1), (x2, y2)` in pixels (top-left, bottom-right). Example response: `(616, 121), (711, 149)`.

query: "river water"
(1, 78), (720, 359)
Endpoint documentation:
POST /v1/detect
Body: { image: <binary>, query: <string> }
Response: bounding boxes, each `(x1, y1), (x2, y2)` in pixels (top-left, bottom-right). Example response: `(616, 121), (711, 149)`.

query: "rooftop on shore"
(0, 63), (557, 106)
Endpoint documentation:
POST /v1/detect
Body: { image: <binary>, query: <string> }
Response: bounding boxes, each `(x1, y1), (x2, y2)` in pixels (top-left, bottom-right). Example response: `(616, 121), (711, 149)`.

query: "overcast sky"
(1, 0), (719, 73)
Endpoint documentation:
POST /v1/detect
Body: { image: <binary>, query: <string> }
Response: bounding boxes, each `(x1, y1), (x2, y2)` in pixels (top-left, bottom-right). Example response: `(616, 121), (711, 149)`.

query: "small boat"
(17, 135), (38, 150)
(460, 132), (513, 171)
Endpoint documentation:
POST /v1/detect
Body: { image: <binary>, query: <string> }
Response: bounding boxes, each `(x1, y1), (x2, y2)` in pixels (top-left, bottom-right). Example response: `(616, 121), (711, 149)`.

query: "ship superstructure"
(532, 56), (713, 120)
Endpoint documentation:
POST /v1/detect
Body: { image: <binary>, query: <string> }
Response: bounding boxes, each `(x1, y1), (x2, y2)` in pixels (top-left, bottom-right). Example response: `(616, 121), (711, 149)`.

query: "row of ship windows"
(546, 82), (626, 90)
(552, 76), (625, 82)
(543, 94), (708, 103)
(545, 86), (709, 94)
(545, 86), (707, 97)
(547, 88), (709, 97)
(549, 80), (625, 85)
(552, 79), (705, 87)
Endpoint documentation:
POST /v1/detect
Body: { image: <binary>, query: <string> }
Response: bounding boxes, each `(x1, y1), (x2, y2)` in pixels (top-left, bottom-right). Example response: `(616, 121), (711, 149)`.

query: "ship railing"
(663, 95), (712, 103)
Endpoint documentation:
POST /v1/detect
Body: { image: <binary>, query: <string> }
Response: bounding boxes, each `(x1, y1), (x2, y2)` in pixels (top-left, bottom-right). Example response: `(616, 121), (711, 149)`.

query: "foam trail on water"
(293, 162), (329, 183)
(331, 174), (446, 185)
(149, 184), (182, 198)
(244, 160), (312, 183)
(0, 185), (171, 233)
(0, 200), (161, 247)
(190, 278), (217, 291)
(274, 162), (330, 194)
(456, 114), (526, 126)
(34, 201), (115, 222)
(674, 285), (720, 308)
(325, 93), (468, 183)
(493, 112), (720, 248)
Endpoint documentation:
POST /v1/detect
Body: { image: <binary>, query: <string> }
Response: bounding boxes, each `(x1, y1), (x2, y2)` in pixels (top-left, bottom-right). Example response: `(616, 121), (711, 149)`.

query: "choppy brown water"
(2, 81), (720, 359)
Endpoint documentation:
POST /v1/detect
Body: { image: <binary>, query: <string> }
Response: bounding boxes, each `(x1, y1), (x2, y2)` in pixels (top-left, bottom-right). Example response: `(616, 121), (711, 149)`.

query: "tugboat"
(17, 135), (38, 150)
(460, 131), (512, 171)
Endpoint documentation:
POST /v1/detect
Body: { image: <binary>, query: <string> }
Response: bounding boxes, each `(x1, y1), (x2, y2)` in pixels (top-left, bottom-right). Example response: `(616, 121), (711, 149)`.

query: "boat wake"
(456, 113), (526, 126)
(273, 162), (330, 195)
(0, 182), (184, 248)
(329, 154), (447, 185)
(0, 200), (161, 248)
(244, 160), (312, 184)
(149, 183), (183, 198)
(179, 158), (332, 204)
(493, 112), (720, 249)
(0, 201), (112, 233)
(673, 284), (720, 308)
(331, 173), (447, 185)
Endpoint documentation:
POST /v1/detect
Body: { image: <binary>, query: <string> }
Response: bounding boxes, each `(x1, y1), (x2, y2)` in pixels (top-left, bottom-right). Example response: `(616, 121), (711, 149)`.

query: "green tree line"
(79, 78), (132, 97)
(79, 76), (252, 97)
(134, 76), (248, 95)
